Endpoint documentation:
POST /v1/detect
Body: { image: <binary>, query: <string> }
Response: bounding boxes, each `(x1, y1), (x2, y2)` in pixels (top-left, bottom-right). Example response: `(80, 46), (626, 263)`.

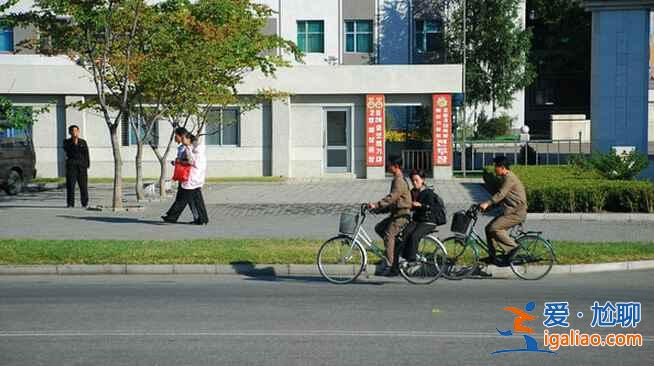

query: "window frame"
(123, 115), (159, 147)
(204, 107), (241, 147)
(297, 20), (325, 54)
(344, 20), (373, 54)
(415, 19), (442, 54)
(0, 26), (14, 53)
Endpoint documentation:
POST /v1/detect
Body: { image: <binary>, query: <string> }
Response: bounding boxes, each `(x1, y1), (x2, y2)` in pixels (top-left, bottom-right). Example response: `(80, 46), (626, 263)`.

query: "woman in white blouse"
(183, 133), (209, 225)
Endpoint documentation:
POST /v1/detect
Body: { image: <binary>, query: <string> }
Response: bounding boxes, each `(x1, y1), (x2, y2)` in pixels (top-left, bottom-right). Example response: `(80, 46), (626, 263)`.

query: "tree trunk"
(152, 128), (176, 199)
(135, 141), (144, 201)
(159, 159), (167, 200)
(109, 124), (123, 210)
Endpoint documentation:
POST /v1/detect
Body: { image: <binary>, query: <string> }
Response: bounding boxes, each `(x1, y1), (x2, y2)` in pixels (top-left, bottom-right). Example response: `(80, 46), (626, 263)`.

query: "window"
(205, 108), (239, 146)
(297, 20), (324, 53)
(121, 115), (159, 146)
(0, 106), (32, 140)
(415, 20), (442, 53)
(0, 26), (14, 52)
(345, 20), (372, 53)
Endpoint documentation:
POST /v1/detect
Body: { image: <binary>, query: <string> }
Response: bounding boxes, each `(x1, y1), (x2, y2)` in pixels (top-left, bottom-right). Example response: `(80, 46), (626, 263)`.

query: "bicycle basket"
(339, 212), (359, 235)
(450, 210), (473, 234)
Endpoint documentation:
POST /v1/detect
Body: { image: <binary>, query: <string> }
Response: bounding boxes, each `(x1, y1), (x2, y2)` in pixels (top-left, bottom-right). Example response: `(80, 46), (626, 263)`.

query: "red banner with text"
(432, 94), (452, 166)
(366, 94), (385, 167)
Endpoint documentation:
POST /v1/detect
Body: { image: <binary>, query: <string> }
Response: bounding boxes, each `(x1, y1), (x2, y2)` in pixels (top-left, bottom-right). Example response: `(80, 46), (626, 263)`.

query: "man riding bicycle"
(368, 156), (412, 277)
(479, 156), (527, 266)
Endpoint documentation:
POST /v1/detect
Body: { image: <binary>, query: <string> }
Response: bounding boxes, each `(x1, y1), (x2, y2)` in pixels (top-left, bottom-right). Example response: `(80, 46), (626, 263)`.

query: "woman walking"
(184, 133), (209, 225)
(162, 130), (207, 224)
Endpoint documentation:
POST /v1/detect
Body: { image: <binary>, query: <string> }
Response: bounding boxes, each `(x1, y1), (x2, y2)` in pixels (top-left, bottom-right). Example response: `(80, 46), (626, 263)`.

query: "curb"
(526, 213), (654, 222)
(1, 260), (653, 276)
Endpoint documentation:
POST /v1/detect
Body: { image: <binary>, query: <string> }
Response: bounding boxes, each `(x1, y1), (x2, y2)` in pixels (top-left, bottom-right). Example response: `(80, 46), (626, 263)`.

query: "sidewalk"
(2, 179), (654, 242)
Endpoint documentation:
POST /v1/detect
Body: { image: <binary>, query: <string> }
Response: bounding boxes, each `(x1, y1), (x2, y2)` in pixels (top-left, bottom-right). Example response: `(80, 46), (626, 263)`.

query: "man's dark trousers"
(66, 164), (88, 207)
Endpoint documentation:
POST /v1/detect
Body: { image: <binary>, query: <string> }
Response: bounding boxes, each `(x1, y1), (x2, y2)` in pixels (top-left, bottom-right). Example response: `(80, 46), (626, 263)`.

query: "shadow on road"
(0, 205), (72, 210)
(230, 261), (385, 285)
(57, 215), (166, 225)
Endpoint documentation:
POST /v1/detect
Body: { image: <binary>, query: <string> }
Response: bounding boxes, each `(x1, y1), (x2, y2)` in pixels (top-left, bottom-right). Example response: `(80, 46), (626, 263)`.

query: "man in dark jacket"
(63, 125), (90, 208)
(369, 156), (412, 276)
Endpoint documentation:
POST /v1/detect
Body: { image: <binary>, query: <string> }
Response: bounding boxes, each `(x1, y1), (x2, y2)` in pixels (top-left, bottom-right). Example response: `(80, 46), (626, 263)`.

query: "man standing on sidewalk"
(63, 125), (90, 208)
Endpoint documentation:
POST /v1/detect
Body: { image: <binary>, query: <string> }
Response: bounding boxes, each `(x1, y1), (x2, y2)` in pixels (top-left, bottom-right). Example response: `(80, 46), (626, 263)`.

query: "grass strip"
(1, 240), (653, 265)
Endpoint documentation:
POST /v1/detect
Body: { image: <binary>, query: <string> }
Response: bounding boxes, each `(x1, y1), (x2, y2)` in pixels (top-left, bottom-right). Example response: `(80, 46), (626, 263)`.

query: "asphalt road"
(0, 271), (652, 365)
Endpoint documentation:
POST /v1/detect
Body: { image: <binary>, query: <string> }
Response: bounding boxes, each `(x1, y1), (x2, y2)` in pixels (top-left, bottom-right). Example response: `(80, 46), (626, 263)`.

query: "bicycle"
(441, 204), (556, 280)
(317, 204), (448, 285)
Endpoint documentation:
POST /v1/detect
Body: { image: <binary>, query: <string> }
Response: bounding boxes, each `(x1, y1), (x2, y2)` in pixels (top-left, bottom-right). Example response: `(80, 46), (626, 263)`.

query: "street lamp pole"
(461, 0), (467, 177)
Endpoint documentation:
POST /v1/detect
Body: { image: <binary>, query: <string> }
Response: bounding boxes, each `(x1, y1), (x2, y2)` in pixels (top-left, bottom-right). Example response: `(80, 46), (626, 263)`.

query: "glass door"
(324, 109), (351, 173)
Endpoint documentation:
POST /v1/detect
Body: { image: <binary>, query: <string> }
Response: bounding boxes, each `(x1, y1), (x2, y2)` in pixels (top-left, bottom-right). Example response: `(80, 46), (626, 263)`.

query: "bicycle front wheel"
(510, 235), (555, 280)
(317, 235), (366, 284)
(399, 234), (447, 285)
(441, 236), (479, 280)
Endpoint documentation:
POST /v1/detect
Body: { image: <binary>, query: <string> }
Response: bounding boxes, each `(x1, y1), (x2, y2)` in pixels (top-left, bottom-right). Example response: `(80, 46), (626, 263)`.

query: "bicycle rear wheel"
(441, 236), (479, 280)
(317, 235), (366, 284)
(510, 235), (555, 280)
(399, 234), (447, 285)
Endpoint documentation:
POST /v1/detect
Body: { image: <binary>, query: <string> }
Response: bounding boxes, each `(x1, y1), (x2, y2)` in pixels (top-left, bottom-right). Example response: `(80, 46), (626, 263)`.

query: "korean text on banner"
(366, 95), (385, 167)
(432, 94), (452, 166)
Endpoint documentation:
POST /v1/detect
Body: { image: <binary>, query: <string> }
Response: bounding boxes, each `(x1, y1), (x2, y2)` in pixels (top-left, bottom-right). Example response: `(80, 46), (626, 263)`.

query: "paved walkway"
(1, 180), (653, 241)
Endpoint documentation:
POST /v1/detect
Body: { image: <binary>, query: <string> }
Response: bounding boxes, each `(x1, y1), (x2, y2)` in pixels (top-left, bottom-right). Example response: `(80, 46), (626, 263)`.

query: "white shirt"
(182, 141), (206, 190)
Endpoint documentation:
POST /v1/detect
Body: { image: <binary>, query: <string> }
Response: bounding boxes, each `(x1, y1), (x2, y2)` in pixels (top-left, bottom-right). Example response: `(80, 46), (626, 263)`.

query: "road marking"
(0, 330), (651, 342)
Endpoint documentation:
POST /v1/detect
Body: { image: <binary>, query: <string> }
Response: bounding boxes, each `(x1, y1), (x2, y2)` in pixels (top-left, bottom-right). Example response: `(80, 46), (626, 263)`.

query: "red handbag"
(172, 161), (191, 182)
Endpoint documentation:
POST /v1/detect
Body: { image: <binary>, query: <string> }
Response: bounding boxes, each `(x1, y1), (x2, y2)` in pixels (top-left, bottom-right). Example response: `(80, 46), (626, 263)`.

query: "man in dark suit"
(63, 125), (90, 208)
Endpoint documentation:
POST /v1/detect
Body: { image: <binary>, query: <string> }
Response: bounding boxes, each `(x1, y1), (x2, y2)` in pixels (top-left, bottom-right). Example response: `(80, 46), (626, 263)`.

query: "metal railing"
(402, 149), (432, 173)
(453, 132), (590, 175)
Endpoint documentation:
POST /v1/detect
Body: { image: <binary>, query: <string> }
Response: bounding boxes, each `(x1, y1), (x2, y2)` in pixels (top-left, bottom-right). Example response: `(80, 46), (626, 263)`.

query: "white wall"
(277, 0), (340, 65)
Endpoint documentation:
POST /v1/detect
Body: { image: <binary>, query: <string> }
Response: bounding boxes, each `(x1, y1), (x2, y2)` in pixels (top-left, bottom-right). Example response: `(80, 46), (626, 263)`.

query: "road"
(0, 270), (652, 365)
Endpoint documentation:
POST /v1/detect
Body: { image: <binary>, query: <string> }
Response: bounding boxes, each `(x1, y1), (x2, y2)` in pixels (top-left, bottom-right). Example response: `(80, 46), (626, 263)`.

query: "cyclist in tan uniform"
(479, 156), (527, 265)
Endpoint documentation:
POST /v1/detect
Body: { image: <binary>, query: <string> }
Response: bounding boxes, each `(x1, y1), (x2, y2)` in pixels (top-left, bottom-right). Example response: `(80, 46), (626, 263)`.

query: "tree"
(0, 97), (36, 132)
(0, 96), (51, 146)
(445, 0), (535, 119)
(131, 0), (300, 199)
(4, 0), (299, 205)
(4, 0), (158, 209)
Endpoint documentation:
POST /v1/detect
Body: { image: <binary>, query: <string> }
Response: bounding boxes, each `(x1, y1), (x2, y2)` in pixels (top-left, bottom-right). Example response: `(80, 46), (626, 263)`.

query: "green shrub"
(475, 113), (512, 140)
(482, 165), (654, 213)
(571, 150), (649, 180)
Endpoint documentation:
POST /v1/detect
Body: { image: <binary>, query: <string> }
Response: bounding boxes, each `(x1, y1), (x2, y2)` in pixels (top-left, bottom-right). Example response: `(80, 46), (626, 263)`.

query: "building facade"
(0, 0), (477, 179)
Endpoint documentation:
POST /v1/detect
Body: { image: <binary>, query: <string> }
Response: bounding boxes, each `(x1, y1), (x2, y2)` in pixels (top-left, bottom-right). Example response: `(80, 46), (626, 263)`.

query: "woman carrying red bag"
(162, 128), (202, 224)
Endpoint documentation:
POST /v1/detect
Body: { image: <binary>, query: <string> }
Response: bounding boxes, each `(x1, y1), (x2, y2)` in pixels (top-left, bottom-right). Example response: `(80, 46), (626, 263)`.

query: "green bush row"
(482, 166), (654, 213)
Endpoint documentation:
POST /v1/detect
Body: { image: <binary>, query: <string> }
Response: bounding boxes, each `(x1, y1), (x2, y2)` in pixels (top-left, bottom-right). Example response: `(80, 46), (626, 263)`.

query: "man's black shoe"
(471, 266), (493, 277)
(161, 215), (176, 223)
(380, 267), (399, 277)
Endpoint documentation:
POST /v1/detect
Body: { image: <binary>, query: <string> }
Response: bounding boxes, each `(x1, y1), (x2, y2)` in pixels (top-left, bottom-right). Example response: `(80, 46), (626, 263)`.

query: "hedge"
(482, 166), (654, 213)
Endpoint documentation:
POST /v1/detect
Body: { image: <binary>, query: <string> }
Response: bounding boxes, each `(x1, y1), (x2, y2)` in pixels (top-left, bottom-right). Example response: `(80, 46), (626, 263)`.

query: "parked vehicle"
(0, 127), (36, 195)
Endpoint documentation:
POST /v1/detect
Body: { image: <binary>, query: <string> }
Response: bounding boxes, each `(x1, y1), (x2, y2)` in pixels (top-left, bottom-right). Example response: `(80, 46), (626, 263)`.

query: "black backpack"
(427, 188), (447, 225)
